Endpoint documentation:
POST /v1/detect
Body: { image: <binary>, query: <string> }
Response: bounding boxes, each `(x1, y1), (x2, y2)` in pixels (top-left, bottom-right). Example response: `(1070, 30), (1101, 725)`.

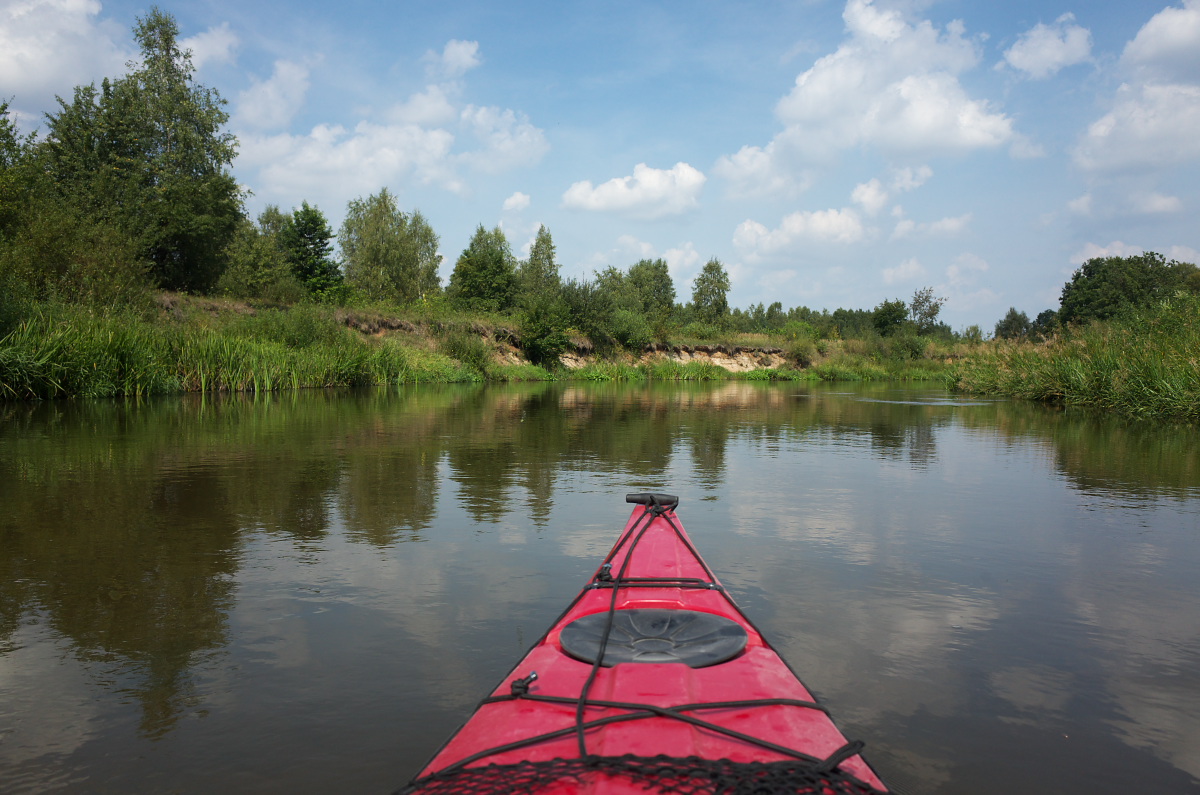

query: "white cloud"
(1067, 194), (1092, 215)
(457, 105), (549, 174)
(502, 192), (531, 211)
(852, 179), (888, 215)
(1075, 4), (1200, 174)
(235, 60), (310, 130)
(562, 162), (706, 219)
(852, 165), (933, 216)
(1070, 241), (1146, 265)
(712, 143), (812, 198)
(1002, 14), (1092, 79)
(769, 0), (1013, 159)
(892, 213), (971, 239)
(388, 85), (458, 126)
(0, 0), (128, 118)
(733, 208), (866, 257)
(1122, 0), (1200, 83)
(1168, 244), (1200, 263)
(883, 257), (925, 284)
(182, 22), (238, 69)
(233, 39), (547, 214)
(238, 122), (460, 208)
(890, 165), (933, 192)
(425, 39), (481, 80)
(1074, 82), (1200, 172)
(663, 242), (703, 279)
(1131, 192), (1182, 214)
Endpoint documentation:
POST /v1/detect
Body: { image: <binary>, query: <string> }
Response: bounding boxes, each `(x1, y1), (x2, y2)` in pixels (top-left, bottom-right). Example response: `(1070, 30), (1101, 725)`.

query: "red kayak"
(400, 494), (889, 794)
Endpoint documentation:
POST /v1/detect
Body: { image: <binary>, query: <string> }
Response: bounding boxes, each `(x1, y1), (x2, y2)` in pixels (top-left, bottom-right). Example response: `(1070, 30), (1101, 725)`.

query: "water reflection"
(1, 384), (1199, 793)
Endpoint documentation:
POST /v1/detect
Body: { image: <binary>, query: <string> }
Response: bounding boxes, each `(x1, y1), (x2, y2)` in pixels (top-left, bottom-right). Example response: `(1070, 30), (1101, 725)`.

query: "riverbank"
(0, 295), (959, 399)
(951, 293), (1200, 421)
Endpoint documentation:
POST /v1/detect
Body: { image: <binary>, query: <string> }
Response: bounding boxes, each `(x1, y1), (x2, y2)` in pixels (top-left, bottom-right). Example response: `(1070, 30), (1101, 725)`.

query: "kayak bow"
(400, 493), (889, 794)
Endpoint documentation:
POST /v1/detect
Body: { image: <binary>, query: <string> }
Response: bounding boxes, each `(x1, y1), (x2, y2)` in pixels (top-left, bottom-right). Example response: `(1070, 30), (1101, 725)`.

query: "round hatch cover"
(560, 609), (748, 668)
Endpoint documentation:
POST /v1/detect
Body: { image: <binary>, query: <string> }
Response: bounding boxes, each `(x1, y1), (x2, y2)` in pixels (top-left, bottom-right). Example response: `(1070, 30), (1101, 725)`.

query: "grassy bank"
(951, 294), (1200, 421)
(0, 296), (960, 399)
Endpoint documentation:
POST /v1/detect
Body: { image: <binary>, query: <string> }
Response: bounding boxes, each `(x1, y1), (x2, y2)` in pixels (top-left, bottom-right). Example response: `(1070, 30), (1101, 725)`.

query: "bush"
(610, 309), (652, 351)
(519, 294), (571, 366)
(785, 338), (818, 367)
(887, 334), (925, 361)
(440, 330), (493, 376)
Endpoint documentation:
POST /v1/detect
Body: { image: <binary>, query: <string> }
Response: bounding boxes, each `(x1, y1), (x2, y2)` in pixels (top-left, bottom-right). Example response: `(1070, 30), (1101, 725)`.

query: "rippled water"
(2, 382), (1198, 793)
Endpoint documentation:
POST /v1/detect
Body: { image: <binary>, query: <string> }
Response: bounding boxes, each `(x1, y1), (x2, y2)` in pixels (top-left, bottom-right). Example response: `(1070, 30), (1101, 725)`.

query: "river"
(2, 382), (1198, 793)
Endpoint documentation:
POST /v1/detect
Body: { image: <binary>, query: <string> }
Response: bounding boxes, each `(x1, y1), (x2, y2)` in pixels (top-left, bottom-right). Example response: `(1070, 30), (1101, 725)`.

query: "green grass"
(0, 302), (482, 399)
(952, 294), (1200, 421)
(0, 295), (966, 399)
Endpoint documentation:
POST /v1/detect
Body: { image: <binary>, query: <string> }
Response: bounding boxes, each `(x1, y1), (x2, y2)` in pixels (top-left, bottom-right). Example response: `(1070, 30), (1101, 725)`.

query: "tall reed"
(953, 294), (1200, 420)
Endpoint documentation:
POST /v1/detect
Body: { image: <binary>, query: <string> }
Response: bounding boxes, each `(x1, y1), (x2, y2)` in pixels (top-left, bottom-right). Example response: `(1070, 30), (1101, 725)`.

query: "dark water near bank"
(2, 382), (1199, 793)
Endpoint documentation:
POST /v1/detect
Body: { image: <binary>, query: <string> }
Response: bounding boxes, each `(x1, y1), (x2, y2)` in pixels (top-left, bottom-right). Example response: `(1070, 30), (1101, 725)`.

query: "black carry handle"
(625, 493), (680, 510)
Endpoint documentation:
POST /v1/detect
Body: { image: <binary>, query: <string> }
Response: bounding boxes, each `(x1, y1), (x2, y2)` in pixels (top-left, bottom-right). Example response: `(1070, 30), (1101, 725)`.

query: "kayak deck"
(400, 494), (889, 794)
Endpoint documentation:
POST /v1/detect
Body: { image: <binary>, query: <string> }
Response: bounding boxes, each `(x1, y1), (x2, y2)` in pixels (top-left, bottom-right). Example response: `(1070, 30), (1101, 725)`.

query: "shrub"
(610, 308), (652, 351)
(785, 338), (818, 368)
(439, 330), (493, 376)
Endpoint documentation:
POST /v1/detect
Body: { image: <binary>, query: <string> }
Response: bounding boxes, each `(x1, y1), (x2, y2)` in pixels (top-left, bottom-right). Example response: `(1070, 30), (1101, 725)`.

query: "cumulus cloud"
(1076, 4), (1200, 173)
(712, 143), (812, 199)
(733, 208), (866, 257)
(562, 162), (706, 219)
(234, 40), (547, 209)
(1002, 14), (1092, 79)
(502, 192), (531, 211)
(1122, 0), (1200, 83)
(182, 22), (238, 69)
(0, 0), (129, 118)
(1074, 83), (1200, 171)
(852, 165), (934, 215)
(388, 85), (458, 126)
(457, 105), (549, 173)
(235, 60), (310, 130)
(774, 0), (1014, 158)
(852, 179), (888, 215)
(718, 1), (1017, 194)
(238, 122), (460, 207)
(424, 39), (481, 80)
(883, 257), (925, 284)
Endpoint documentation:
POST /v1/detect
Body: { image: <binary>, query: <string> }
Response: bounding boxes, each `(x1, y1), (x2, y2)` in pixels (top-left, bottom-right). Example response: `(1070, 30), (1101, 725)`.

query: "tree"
(1059, 252), (1198, 325)
(0, 100), (33, 238)
(447, 225), (516, 312)
(340, 188), (441, 302)
(280, 202), (341, 294)
(517, 225), (561, 299)
(1030, 309), (1058, 340)
(40, 8), (241, 293)
(514, 226), (569, 365)
(691, 258), (730, 325)
(627, 258), (675, 318)
(909, 286), (947, 334)
(216, 207), (297, 300)
(994, 307), (1031, 340)
(872, 299), (907, 337)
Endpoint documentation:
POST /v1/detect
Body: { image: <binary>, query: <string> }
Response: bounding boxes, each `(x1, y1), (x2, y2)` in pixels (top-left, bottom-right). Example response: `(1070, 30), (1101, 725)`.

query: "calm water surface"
(2, 382), (1198, 793)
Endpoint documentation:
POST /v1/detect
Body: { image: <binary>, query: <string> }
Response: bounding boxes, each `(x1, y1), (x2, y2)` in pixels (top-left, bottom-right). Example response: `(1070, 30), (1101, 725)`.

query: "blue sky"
(4, 0), (1198, 329)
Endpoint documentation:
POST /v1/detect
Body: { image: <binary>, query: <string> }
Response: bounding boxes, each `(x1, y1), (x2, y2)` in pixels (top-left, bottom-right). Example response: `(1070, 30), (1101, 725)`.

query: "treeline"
(0, 8), (966, 364)
(991, 251), (1200, 340)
